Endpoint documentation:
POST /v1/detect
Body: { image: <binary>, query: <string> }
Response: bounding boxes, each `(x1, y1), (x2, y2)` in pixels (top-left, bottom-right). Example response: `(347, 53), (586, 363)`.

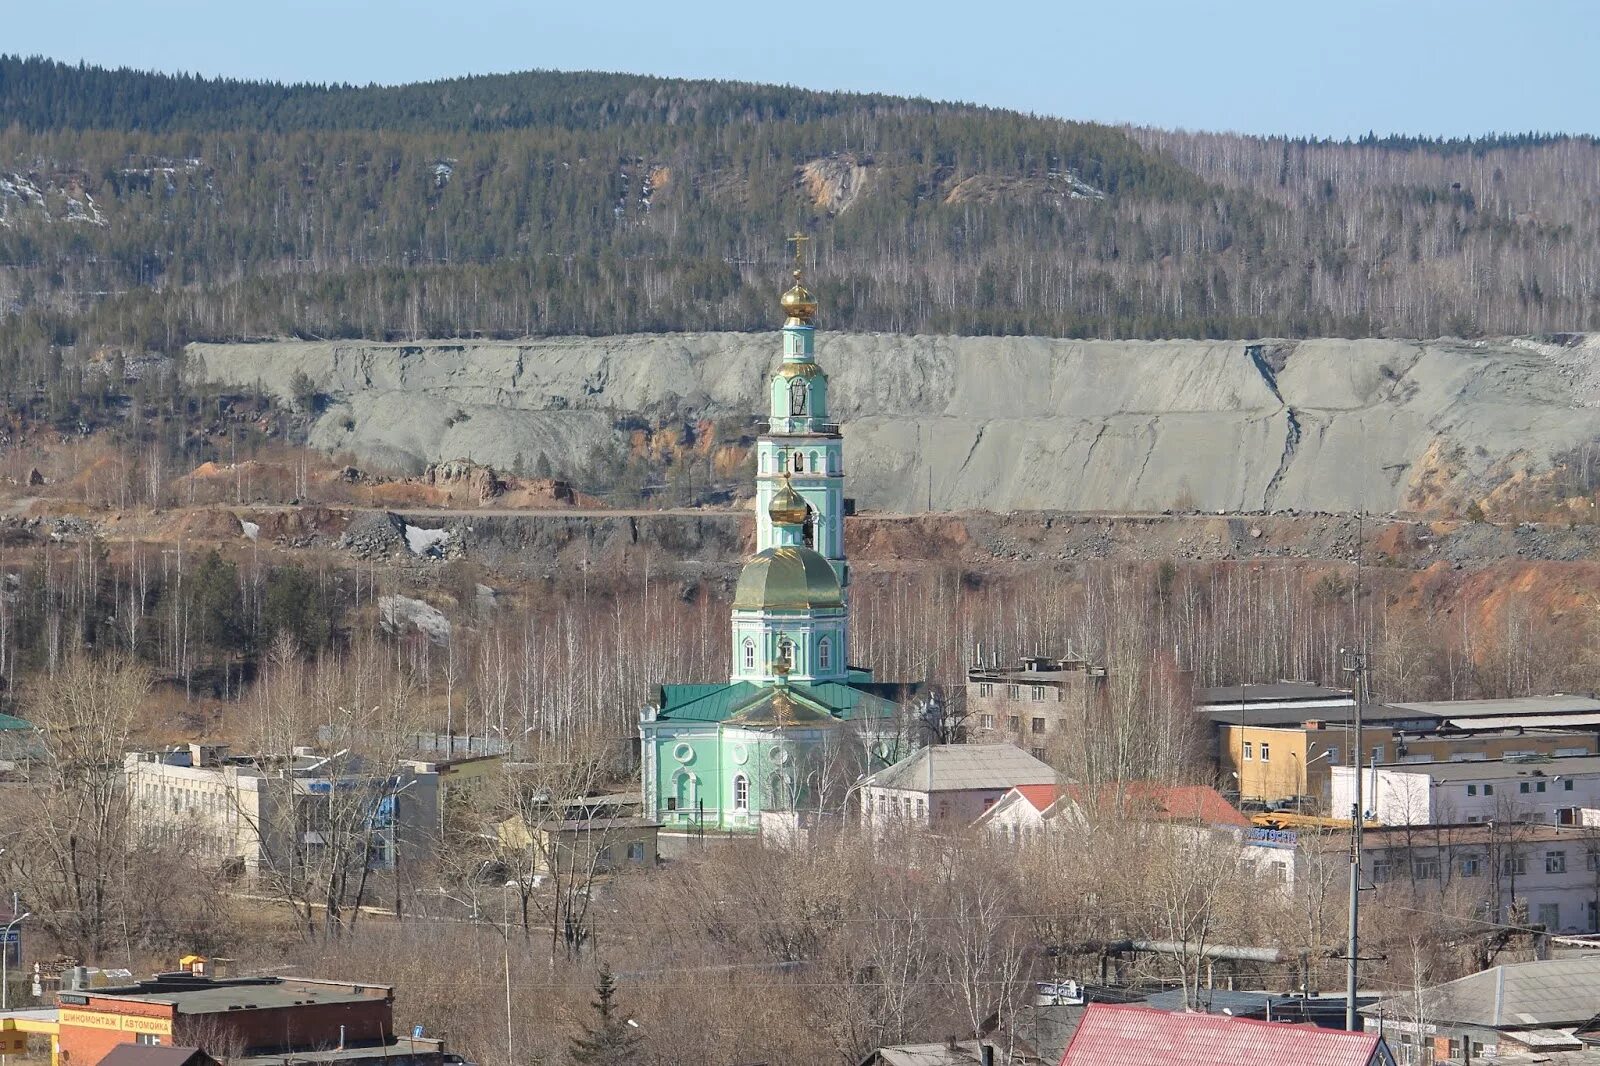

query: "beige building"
(496, 812), (660, 875)
(965, 656), (1106, 761)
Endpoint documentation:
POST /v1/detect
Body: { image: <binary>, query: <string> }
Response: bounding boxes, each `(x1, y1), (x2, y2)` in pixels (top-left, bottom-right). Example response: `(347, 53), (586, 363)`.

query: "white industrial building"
(1333, 753), (1600, 827)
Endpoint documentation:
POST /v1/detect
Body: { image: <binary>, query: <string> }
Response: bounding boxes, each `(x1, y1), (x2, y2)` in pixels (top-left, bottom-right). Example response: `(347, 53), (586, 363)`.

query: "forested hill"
(3, 55), (1600, 418)
(0, 56), (960, 133)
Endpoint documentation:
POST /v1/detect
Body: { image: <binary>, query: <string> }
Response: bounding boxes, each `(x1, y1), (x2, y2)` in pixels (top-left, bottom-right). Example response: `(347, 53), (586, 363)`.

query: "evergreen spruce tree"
(567, 967), (642, 1066)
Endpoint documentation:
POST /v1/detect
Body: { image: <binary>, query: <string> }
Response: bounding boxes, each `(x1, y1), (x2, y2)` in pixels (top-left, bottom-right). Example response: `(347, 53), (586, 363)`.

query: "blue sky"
(9, 0), (1597, 138)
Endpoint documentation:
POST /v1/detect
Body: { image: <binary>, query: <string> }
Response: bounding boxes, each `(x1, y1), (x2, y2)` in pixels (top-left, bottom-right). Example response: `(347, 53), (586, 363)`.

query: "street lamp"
(502, 881), (516, 1066)
(2, 911), (31, 1011)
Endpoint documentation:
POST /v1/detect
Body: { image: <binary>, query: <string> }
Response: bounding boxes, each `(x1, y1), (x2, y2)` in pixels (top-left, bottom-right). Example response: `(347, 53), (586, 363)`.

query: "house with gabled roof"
(1362, 955), (1600, 1063)
(860, 745), (1056, 829)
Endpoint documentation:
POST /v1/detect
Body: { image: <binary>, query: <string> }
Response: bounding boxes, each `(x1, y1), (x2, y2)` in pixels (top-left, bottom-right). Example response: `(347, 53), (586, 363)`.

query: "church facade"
(639, 249), (919, 834)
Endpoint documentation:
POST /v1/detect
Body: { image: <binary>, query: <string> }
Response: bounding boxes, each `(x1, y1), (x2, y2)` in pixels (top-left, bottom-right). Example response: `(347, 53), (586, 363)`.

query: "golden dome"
(768, 475), (808, 527)
(733, 546), (843, 611)
(780, 269), (817, 325)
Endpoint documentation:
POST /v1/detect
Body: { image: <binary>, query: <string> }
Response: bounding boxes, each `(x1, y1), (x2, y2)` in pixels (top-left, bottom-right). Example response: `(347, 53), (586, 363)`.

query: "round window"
(729, 743), (749, 766)
(672, 742), (695, 764)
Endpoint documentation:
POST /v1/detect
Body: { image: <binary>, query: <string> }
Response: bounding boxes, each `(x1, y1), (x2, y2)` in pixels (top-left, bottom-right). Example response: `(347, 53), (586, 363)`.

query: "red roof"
(1060, 1005), (1384, 1066)
(1013, 783), (1059, 812)
(1060, 783), (1250, 828)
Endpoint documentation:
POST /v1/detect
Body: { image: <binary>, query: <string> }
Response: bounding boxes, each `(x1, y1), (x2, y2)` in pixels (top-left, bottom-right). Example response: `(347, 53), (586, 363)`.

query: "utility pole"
(1341, 646), (1366, 1032)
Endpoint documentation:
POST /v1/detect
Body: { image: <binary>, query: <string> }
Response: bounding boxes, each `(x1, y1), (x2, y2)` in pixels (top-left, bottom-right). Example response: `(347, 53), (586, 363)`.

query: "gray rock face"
(187, 333), (1600, 513)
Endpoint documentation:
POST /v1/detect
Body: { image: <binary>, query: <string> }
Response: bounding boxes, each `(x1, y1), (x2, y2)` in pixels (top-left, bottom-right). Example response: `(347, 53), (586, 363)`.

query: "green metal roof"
(0, 713), (32, 731)
(657, 680), (899, 724)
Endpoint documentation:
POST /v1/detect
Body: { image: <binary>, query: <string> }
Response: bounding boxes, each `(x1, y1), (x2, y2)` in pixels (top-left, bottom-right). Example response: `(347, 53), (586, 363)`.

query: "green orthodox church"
(639, 246), (919, 833)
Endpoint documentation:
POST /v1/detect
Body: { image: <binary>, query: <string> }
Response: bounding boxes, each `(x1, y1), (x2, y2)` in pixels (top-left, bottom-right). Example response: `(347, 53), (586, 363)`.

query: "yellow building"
(1218, 720), (1598, 809)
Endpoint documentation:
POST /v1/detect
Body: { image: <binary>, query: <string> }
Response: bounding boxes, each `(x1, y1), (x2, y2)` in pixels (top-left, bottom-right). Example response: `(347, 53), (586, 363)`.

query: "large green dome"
(733, 545), (842, 611)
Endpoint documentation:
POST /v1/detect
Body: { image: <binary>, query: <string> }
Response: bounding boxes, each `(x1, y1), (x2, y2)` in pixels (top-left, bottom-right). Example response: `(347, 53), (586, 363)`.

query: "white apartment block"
(124, 744), (441, 874)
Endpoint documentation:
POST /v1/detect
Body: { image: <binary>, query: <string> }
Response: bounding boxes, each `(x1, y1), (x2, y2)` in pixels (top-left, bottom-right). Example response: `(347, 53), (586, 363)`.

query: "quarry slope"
(188, 332), (1600, 515)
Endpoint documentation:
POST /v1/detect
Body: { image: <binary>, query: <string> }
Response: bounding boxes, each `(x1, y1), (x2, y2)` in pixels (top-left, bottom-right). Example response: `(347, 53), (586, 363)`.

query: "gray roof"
(1196, 683), (1353, 705)
(92, 979), (380, 1015)
(1385, 695), (1600, 719)
(1362, 956), (1600, 1028)
(862, 744), (1057, 794)
(1360, 753), (1600, 782)
(868, 1041), (1023, 1066)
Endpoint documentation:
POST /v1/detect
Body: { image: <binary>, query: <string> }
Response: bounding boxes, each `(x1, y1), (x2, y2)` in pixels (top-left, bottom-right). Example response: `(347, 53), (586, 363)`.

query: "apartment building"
(1359, 822), (1600, 933)
(123, 744), (442, 874)
(965, 655), (1106, 761)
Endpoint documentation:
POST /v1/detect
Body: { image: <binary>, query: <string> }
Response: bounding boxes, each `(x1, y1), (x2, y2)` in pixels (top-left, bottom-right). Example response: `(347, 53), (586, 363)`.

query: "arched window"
(818, 636), (832, 672)
(759, 452), (768, 473)
(793, 451), (805, 473)
(789, 377), (808, 416)
(733, 774), (749, 812)
(802, 505), (816, 548)
(770, 773), (789, 808)
(777, 638), (795, 669)
(809, 451), (820, 472)
(742, 638), (756, 672)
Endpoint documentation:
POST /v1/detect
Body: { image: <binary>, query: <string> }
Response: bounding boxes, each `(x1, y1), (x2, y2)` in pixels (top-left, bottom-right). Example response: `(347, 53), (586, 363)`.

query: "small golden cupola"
(780, 233), (817, 325)
(767, 473), (808, 527)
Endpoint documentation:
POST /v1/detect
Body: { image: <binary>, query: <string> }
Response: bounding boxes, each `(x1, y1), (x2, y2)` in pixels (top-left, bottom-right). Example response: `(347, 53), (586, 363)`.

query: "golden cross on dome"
(787, 232), (810, 274)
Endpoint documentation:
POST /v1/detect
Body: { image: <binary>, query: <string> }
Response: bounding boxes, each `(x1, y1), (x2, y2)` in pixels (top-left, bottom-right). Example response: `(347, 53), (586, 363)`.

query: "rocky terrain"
(189, 332), (1600, 519)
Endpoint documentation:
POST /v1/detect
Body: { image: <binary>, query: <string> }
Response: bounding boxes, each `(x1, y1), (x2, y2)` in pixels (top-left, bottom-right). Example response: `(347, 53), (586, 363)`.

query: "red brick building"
(55, 973), (443, 1066)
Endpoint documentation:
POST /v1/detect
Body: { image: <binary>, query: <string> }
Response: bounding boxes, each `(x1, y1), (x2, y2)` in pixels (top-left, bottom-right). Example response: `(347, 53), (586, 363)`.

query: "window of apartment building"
(1371, 859), (1393, 883)
(1273, 862), (1289, 883)
(1031, 717), (1046, 734)
(1007, 684), (1021, 700)
(1537, 781), (1548, 793)
(1370, 745), (1384, 763)
(135, 1034), (160, 1047)
(1323, 746), (1340, 764)
(1467, 784), (1478, 796)
(628, 841), (645, 861)
(1242, 742), (1253, 761)
(1589, 850), (1600, 873)
(1502, 855), (1527, 876)
(1484, 784), (1495, 796)
(1520, 782), (1531, 794)
(1031, 685), (1046, 702)
(1259, 743), (1270, 763)
(1539, 903), (1561, 930)
(1007, 715), (1020, 730)
(980, 714), (995, 730)
(1411, 858), (1440, 881)
(1459, 854), (1482, 877)
(1565, 779), (1575, 791)
(1548, 850), (1568, 874)
(1030, 747), (1045, 762)
(979, 683), (994, 697)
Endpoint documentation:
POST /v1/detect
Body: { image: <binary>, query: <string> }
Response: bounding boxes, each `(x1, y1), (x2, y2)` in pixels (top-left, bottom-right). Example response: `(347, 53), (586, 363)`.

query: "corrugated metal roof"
(1363, 956), (1600, 1028)
(1445, 714), (1600, 730)
(0, 713), (31, 732)
(1360, 753), (1600, 782)
(1388, 695), (1600, 718)
(1062, 1004), (1383, 1066)
(1197, 683), (1353, 704)
(863, 744), (1056, 793)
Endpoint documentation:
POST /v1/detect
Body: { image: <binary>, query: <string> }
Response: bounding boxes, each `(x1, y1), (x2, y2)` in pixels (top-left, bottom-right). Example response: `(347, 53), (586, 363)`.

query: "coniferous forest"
(3, 55), (1600, 416)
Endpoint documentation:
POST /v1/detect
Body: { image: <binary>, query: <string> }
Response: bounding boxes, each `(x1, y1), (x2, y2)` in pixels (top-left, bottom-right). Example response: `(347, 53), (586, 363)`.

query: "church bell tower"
(754, 234), (848, 590)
